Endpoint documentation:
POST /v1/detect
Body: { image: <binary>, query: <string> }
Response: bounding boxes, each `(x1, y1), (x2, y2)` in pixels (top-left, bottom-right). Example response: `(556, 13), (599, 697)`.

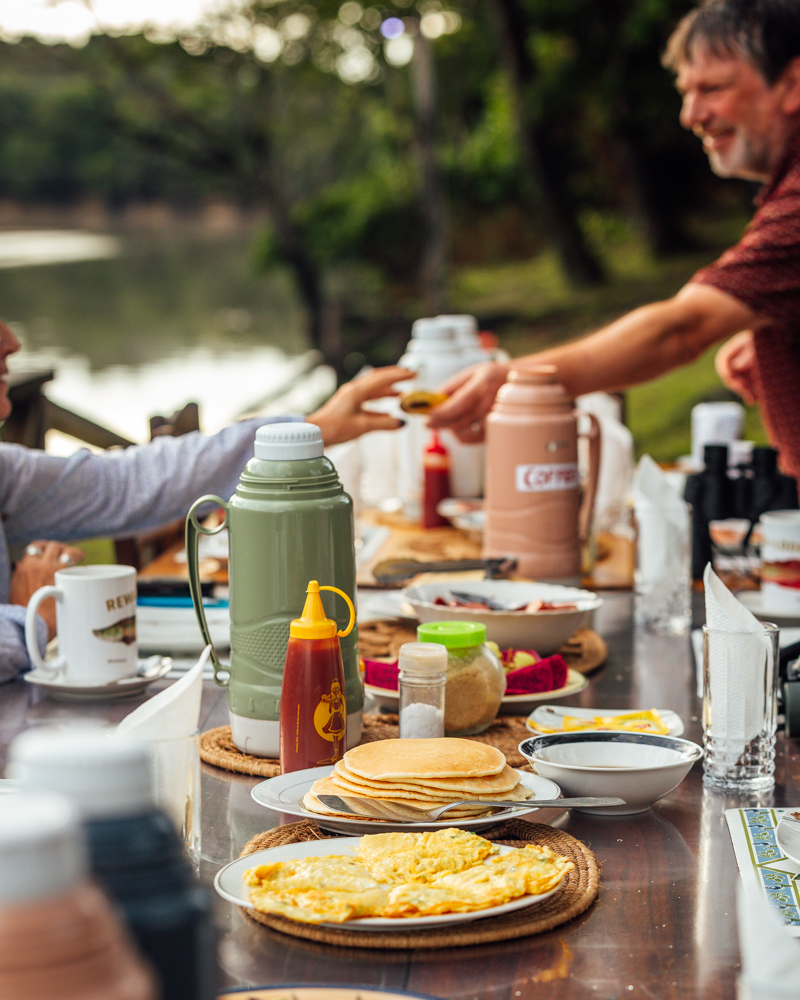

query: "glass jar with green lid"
(416, 621), (506, 736)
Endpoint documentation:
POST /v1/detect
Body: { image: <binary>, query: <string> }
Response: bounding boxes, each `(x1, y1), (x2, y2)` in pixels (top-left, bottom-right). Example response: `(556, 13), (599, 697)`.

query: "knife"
(316, 794), (625, 820)
(372, 557), (517, 586)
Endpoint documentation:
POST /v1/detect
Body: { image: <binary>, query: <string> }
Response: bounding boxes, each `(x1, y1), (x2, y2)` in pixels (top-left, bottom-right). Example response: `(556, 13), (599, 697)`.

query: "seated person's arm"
(2, 366), (412, 546)
(0, 604), (44, 683)
(428, 283), (758, 442)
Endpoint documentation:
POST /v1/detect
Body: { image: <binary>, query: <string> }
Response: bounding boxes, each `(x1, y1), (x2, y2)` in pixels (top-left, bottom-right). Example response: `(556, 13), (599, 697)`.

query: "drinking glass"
(129, 730), (201, 865)
(702, 623), (779, 792)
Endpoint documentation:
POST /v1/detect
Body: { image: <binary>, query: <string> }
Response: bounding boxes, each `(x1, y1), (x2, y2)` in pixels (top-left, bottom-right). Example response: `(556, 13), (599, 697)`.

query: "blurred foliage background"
(0, 0), (767, 459)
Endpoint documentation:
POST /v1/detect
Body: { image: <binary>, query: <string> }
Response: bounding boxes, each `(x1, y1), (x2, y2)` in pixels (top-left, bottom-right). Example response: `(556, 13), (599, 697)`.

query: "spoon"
(316, 794), (626, 820)
(113, 655), (172, 685)
(448, 590), (521, 611)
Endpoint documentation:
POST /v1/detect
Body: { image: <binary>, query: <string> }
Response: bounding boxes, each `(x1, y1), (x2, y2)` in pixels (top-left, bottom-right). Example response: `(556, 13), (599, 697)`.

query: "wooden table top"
(137, 514), (635, 591)
(2, 591), (798, 997)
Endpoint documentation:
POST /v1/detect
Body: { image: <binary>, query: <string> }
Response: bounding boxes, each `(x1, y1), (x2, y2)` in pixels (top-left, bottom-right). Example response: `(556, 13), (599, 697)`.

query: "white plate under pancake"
(251, 766), (560, 835)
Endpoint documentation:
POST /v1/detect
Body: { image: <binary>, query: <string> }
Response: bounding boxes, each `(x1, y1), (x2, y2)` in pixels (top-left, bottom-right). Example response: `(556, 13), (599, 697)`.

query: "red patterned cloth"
(692, 131), (800, 481)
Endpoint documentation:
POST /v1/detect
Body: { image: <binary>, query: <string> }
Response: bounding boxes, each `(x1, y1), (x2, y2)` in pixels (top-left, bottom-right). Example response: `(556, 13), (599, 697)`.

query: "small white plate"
(359, 591), (417, 620)
(526, 705), (684, 737)
(365, 667), (589, 716)
(776, 811), (800, 867)
(214, 837), (565, 930)
(736, 591), (800, 625)
(23, 656), (172, 700)
(251, 766), (561, 835)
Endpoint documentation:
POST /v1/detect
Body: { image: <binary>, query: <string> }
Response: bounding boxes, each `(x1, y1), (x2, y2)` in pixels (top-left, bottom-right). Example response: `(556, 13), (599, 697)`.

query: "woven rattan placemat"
(201, 726), (282, 778)
(201, 713), (536, 776)
(235, 818), (599, 948)
(557, 628), (607, 675)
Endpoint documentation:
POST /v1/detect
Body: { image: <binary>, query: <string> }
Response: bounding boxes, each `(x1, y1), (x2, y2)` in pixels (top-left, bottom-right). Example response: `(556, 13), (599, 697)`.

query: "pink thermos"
(483, 365), (600, 584)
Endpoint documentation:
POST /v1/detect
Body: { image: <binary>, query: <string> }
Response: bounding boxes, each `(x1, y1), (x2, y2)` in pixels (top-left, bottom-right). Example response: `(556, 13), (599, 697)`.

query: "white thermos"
(396, 317), (484, 513)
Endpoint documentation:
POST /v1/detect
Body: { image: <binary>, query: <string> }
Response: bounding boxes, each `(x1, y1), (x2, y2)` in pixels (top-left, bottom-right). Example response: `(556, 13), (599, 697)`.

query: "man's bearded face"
(677, 45), (791, 182)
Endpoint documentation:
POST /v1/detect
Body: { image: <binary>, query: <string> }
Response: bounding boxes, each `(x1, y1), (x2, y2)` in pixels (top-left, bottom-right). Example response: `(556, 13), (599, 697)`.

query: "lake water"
(0, 227), (336, 451)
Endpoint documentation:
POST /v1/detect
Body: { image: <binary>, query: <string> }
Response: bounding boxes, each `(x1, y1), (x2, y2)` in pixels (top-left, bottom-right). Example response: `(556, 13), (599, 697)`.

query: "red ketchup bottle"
(279, 580), (356, 774)
(422, 431), (451, 529)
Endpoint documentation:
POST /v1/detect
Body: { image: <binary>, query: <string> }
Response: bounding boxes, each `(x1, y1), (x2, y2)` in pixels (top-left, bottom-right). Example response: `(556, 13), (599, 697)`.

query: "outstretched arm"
(428, 283), (758, 442)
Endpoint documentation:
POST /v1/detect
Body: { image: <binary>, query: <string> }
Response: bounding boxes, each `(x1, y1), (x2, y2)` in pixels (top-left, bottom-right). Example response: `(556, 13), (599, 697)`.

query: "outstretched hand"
(715, 331), (758, 405)
(426, 361), (511, 442)
(308, 366), (414, 446)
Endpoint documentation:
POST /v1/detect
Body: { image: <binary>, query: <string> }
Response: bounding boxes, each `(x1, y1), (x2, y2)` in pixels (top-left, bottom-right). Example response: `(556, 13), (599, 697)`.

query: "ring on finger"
(470, 421), (482, 434)
(25, 545), (44, 558)
(58, 553), (76, 566)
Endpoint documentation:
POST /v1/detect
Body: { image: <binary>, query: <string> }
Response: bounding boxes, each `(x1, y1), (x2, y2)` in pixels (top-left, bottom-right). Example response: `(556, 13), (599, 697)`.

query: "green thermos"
(185, 422), (362, 757)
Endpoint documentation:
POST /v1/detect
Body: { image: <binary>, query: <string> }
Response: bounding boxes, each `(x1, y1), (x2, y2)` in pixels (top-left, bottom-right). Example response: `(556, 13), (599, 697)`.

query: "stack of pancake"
(303, 738), (533, 821)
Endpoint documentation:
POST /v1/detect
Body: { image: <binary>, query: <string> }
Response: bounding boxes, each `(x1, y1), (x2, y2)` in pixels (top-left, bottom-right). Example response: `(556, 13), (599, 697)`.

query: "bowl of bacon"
(403, 580), (602, 654)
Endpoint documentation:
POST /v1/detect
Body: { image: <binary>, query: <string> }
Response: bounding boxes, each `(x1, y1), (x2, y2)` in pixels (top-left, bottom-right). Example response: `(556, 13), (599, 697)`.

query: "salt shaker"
(398, 642), (447, 739)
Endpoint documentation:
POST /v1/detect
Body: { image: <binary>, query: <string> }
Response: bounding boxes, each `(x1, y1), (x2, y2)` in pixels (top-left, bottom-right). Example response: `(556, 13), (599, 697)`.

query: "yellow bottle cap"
(289, 581), (356, 640)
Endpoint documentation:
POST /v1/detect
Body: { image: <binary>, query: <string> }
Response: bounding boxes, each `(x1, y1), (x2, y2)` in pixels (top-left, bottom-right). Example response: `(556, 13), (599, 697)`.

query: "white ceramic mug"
(25, 565), (137, 684)
(759, 510), (800, 610)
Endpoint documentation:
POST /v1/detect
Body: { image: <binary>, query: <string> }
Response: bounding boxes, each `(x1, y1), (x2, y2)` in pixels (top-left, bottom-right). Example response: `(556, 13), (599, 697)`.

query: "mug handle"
(186, 495), (230, 687)
(25, 585), (65, 672)
(577, 412), (601, 544)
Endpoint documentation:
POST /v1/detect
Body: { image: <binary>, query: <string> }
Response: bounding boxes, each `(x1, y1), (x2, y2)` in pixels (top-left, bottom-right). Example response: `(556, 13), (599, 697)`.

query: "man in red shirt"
(429, 0), (800, 477)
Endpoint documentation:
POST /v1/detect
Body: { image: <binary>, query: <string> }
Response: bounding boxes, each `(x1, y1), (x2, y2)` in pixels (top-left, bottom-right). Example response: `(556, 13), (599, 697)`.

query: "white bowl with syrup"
(518, 732), (703, 815)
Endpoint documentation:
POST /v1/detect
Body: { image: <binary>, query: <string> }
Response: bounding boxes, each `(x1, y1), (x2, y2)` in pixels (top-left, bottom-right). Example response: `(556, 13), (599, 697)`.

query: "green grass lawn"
(448, 212), (766, 462)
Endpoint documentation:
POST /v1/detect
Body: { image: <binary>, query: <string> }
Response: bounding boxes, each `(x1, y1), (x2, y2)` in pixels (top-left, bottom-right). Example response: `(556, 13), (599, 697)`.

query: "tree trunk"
(489, 0), (605, 287)
(263, 189), (327, 350)
(411, 33), (448, 314)
(612, 126), (699, 256)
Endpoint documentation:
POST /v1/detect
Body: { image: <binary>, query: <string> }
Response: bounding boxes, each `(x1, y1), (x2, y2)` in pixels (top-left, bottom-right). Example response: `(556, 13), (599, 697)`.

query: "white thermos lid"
(254, 421), (324, 460)
(9, 727), (154, 820)
(410, 317), (455, 342)
(436, 314), (479, 340)
(0, 792), (87, 902)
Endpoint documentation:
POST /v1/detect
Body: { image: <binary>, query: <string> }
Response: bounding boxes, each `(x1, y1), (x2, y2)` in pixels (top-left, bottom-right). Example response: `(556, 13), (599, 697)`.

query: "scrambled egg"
(243, 831), (573, 925)
(357, 828), (498, 884)
(243, 856), (388, 924)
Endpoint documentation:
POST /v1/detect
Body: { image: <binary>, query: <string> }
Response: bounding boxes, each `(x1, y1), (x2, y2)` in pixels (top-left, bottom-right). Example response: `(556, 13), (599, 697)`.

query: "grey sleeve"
(0, 604), (47, 682)
(2, 416), (296, 545)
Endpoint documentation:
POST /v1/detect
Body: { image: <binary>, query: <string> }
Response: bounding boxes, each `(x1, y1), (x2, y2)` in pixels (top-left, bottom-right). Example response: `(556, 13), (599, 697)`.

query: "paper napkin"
(115, 645), (207, 740)
(631, 454), (690, 594)
(703, 565), (773, 765)
(737, 880), (800, 999)
(577, 392), (634, 532)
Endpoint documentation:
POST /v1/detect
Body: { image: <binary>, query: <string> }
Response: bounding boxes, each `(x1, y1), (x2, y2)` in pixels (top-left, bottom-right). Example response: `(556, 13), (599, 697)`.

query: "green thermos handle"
(186, 495), (230, 688)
